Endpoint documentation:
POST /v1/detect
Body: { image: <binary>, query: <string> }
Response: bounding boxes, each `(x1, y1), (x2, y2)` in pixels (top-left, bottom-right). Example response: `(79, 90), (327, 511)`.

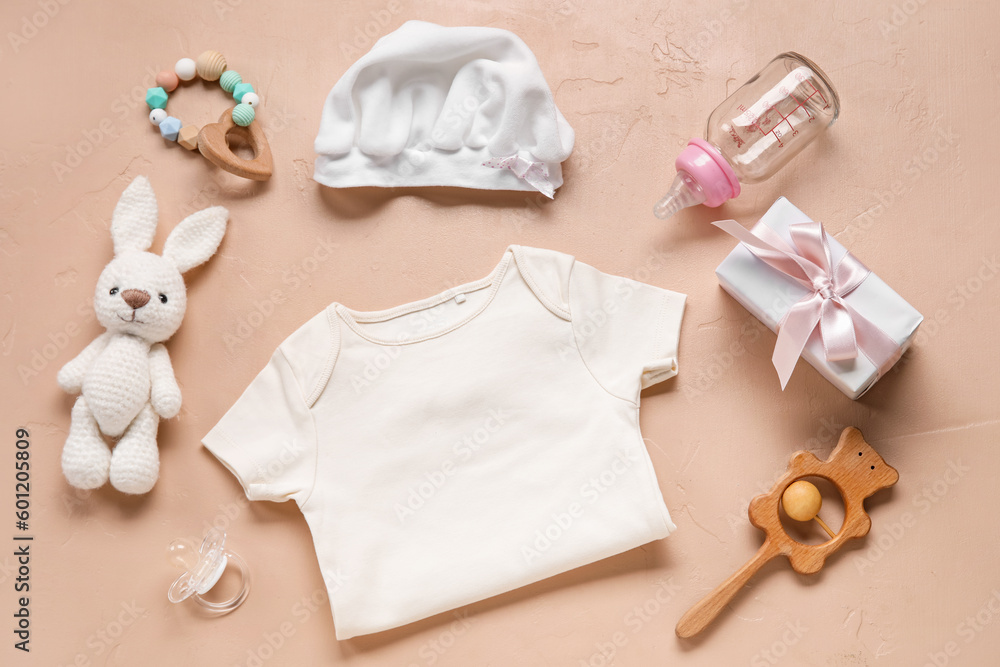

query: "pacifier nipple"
(168, 539), (196, 569)
(167, 528), (250, 613)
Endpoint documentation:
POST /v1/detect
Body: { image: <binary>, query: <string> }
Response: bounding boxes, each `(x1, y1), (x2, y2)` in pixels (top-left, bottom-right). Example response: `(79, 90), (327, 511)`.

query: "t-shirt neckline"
(334, 247), (514, 345)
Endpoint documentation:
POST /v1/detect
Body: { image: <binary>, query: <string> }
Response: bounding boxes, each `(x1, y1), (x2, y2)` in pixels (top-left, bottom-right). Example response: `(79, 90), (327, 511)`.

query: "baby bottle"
(654, 52), (840, 219)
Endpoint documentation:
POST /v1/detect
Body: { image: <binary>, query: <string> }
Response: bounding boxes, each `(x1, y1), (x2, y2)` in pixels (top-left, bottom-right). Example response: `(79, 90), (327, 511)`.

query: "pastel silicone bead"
(240, 92), (260, 108)
(149, 109), (168, 126)
(155, 70), (179, 92)
(196, 50), (227, 81)
(146, 87), (168, 110)
(232, 82), (254, 102)
(177, 125), (199, 150)
(219, 70), (242, 93)
(159, 116), (182, 141)
(231, 103), (255, 127)
(174, 58), (197, 81)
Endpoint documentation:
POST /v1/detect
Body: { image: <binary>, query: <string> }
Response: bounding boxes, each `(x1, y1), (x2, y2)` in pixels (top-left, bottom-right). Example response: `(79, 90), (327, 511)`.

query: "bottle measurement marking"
(743, 78), (830, 148)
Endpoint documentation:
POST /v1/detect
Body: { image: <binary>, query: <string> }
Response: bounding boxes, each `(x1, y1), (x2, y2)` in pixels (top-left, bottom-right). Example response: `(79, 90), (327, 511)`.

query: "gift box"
(714, 197), (923, 399)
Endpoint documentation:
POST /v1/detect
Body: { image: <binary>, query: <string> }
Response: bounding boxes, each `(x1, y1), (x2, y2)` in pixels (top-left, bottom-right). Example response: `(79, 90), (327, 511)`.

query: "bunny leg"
(62, 396), (112, 490)
(109, 403), (160, 495)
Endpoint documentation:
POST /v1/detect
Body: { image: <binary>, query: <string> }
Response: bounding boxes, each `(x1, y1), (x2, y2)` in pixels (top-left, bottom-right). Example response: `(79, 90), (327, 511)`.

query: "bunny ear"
(162, 206), (229, 273)
(111, 176), (159, 255)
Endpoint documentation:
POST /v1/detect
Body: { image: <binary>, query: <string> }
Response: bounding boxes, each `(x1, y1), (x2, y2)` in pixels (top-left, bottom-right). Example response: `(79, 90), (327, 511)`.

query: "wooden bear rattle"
(676, 427), (898, 638)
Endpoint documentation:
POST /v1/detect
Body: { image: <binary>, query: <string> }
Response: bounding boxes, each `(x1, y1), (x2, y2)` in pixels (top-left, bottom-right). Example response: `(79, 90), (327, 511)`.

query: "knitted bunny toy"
(57, 176), (228, 494)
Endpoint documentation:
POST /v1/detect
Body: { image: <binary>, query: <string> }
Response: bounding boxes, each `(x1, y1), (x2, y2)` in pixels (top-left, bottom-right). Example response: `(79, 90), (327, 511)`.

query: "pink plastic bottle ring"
(675, 138), (741, 207)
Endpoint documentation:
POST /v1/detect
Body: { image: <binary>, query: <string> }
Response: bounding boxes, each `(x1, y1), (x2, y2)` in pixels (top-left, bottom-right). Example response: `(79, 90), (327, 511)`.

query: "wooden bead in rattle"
(781, 479), (835, 539)
(675, 427), (898, 639)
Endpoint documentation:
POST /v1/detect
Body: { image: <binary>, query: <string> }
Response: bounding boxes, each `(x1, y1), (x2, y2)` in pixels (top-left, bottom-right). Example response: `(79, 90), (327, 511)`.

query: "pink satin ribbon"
(714, 218), (901, 389)
(483, 155), (555, 199)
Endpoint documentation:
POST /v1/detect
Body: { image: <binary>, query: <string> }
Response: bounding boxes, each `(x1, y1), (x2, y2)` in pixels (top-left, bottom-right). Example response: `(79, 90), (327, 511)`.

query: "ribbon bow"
(714, 219), (901, 389)
(483, 155), (555, 199)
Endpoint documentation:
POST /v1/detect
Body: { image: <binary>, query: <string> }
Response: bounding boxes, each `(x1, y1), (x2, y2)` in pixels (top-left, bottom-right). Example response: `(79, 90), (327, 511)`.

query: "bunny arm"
(57, 332), (112, 394)
(149, 344), (182, 419)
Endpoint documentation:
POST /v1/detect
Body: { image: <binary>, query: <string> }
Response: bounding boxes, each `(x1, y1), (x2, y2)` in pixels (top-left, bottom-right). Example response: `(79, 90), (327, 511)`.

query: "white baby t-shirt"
(202, 245), (686, 639)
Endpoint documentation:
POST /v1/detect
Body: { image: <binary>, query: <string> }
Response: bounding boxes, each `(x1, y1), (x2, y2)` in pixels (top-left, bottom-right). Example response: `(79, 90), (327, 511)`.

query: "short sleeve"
(569, 260), (686, 403)
(202, 349), (317, 503)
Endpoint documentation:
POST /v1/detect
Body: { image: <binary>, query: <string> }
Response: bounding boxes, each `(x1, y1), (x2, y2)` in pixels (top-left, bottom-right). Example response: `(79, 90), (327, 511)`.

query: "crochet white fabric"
(313, 20), (575, 198)
(57, 176), (228, 494)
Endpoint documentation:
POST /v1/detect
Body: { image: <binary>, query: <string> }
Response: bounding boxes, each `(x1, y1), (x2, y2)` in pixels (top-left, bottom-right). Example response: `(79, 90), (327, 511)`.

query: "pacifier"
(167, 528), (250, 613)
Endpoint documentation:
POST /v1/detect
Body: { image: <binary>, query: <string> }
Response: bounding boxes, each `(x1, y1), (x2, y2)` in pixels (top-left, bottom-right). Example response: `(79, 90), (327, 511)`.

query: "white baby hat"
(313, 20), (575, 198)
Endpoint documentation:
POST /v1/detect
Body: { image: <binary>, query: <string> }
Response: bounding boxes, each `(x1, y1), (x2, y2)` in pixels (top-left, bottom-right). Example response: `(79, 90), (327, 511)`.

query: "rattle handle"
(675, 543), (778, 638)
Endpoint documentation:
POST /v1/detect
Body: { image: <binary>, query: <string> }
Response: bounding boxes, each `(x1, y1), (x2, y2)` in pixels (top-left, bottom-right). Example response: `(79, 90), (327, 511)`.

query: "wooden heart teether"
(198, 109), (273, 181)
(675, 427), (898, 638)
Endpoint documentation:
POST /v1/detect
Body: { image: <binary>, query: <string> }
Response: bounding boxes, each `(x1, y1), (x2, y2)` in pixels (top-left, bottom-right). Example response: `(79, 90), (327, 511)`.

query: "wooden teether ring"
(675, 427), (899, 639)
(198, 110), (273, 181)
(146, 52), (269, 181)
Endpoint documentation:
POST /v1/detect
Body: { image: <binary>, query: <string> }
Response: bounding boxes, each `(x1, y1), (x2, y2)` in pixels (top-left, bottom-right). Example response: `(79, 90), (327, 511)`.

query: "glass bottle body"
(708, 52), (839, 185)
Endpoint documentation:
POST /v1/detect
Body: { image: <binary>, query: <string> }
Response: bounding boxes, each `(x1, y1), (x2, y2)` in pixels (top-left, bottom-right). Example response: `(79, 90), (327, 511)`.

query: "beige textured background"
(2, 1), (999, 665)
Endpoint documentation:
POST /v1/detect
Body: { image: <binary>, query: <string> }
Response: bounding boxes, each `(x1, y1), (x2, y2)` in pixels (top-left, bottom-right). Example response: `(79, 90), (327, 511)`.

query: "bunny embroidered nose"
(121, 289), (150, 310)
